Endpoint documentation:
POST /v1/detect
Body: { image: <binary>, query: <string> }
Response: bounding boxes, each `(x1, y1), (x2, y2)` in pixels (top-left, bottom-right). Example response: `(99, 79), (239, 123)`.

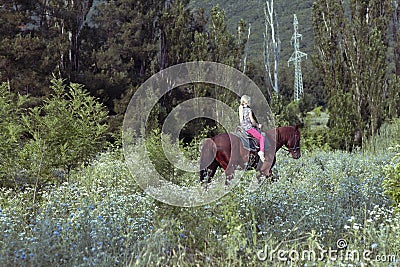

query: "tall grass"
(1, 146), (399, 266)
(363, 118), (400, 153)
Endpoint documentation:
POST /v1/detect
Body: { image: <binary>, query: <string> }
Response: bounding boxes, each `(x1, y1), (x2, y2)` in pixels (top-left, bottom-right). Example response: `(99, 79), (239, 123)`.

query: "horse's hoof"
(200, 181), (209, 191)
(225, 175), (234, 186)
(263, 175), (279, 184)
(270, 175), (279, 183)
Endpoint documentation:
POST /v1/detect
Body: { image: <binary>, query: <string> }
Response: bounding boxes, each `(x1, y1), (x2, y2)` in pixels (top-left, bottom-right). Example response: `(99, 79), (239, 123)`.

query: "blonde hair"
(240, 95), (251, 106)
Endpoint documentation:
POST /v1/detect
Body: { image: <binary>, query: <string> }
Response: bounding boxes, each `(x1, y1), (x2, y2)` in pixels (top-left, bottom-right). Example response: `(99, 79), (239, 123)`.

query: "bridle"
(283, 131), (300, 156)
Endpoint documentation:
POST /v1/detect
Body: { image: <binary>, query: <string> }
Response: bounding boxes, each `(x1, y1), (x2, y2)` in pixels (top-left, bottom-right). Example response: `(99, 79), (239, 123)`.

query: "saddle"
(233, 127), (260, 152)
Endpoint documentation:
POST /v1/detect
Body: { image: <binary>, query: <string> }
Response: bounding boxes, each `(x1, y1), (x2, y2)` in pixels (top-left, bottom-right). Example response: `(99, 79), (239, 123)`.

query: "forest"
(1, 0), (400, 266)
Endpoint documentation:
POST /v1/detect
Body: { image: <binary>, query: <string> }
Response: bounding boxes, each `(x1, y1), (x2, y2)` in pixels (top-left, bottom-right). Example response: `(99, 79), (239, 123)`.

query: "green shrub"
(145, 129), (183, 183)
(312, 106), (322, 117)
(16, 78), (109, 186)
(383, 144), (400, 208)
(301, 127), (331, 151)
(363, 118), (400, 153)
(0, 83), (28, 187)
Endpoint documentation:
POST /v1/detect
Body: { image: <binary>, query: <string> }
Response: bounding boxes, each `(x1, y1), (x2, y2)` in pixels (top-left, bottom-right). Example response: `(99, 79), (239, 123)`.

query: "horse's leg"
(224, 138), (253, 186)
(200, 159), (219, 184)
(224, 164), (236, 186)
(268, 156), (279, 182)
(214, 151), (236, 186)
(207, 160), (219, 183)
(257, 156), (276, 184)
(200, 160), (220, 191)
(199, 138), (218, 184)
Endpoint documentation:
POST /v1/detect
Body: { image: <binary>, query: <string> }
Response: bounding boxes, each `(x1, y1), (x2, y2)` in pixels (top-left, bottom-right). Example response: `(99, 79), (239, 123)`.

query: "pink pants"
(246, 128), (264, 152)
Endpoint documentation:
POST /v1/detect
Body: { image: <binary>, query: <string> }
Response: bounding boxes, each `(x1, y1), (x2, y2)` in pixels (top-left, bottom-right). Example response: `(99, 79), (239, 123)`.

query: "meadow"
(1, 140), (399, 266)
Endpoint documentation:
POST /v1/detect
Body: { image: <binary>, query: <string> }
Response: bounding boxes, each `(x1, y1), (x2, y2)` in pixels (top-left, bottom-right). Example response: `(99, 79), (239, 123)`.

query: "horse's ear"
(294, 123), (303, 130)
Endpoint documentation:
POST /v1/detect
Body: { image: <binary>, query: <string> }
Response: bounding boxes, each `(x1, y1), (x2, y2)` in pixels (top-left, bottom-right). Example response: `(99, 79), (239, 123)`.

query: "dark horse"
(199, 125), (301, 185)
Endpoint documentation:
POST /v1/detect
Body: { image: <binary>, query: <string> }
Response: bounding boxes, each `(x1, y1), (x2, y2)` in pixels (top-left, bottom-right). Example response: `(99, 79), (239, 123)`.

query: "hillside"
(189, 0), (315, 63)
(91, 0), (315, 66)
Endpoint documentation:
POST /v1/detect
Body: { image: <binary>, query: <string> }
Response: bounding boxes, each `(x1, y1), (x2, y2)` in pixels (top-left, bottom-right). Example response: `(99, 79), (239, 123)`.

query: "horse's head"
(285, 125), (301, 159)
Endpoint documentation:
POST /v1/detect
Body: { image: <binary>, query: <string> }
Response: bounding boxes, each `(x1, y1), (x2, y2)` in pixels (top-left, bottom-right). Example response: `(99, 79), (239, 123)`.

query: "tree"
(159, 0), (193, 69)
(393, 0), (400, 76)
(343, 0), (391, 135)
(390, 0), (400, 118)
(242, 22), (251, 74)
(263, 0), (281, 97)
(313, 0), (392, 148)
(73, 1), (248, 139)
(383, 144), (400, 206)
(35, 0), (95, 78)
(0, 78), (108, 188)
(86, 0), (162, 104)
(19, 78), (108, 185)
(0, 34), (48, 95)
(312, 0), (353, 149)
(0, 1), (55, 95)
(0, 0), (96, 95)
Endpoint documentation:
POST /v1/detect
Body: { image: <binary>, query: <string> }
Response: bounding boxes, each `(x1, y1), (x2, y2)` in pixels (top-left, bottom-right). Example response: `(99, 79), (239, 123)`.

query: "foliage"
(0, 0), (246, 126)
(269, 92), (296, 126)
(0, 151), (155, 266)
(0, 33), (54, 95)
(189, 0), (315, 61)
(159, 0), (194, 69)
(1, 141), (399, 266)
(0, 79), (108, 188)
(387, 75), (400, 118)
(383, 145), (400, 207)
(22, 78), (108, 182)
(299, 107), (330, 151)
(301, 127), (330, 152)
(84, 1), (247, 137)
(312, 0), (396, 149)
(145, 129), (179, 182)
(0, 0), (91, 95)
(363, 118), (400, 154)
(2, 1), (400, 265)
(0, 84), (29, 187)
(1, 0), (399, 146)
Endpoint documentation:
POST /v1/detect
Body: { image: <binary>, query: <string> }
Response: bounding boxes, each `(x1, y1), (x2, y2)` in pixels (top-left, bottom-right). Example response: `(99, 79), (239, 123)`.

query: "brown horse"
(199, 125), (301, 185)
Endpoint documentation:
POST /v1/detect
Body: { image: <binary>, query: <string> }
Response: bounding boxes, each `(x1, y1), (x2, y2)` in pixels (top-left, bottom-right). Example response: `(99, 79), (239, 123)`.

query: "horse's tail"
(199, 138), (217, 182)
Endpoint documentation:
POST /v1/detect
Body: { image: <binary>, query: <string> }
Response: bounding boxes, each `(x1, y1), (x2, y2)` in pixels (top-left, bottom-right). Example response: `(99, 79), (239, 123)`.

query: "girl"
(238, 95), (265, 162)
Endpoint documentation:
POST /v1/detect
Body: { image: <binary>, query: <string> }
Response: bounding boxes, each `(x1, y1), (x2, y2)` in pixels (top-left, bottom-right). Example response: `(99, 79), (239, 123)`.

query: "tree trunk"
(393, 0), (400, 75)
(263, 0), (280, 95)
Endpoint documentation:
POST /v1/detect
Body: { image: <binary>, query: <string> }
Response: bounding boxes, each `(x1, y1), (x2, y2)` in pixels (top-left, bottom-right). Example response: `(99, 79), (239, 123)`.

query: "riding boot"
(258, 151), (265, 162)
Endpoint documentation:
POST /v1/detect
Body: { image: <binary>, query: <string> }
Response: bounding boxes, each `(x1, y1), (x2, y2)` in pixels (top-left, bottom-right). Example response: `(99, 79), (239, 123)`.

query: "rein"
(282, 131), (300, 155)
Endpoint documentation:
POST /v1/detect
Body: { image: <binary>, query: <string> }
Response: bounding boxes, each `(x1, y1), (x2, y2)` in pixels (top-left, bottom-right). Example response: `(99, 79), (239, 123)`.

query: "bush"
(383, 144), (400, 208)
(2, 78), (109, 188)
(301, 127), (331, 151)
(145, 129), (184, 183)
(0, 83), (28, 187)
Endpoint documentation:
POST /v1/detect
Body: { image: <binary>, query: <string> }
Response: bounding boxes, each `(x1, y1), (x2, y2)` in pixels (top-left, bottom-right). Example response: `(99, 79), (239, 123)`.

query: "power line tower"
(288, 14), (307, 101)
